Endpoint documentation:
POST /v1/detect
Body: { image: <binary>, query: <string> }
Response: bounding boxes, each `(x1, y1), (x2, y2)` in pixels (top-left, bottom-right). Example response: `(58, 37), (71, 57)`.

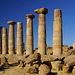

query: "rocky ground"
(0, 66), (73, 75)
(0, 48), (75, 75)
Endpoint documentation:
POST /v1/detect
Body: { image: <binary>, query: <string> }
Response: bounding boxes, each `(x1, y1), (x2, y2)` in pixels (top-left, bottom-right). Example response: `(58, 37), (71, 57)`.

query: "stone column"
(34, 8), (48, 55)
(23, 43), (25, 52)
(53, 9), (62, 55)
(17, 22), (23, 54)
(73, 42), (75, 49)
(26, 14), (35, 55)
(0, 26), (2, 54)
(2, 28), (8, 54)
(7, 21), (16, 54)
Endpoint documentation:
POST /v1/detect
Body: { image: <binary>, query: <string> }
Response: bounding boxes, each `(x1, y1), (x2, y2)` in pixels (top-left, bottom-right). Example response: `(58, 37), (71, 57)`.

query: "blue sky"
(0, 0), (75, 49)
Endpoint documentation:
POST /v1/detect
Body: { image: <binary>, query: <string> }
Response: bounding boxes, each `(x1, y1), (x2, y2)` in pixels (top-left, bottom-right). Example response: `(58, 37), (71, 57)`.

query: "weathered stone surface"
(63, 65), (69, 73)
(2, 28), (8, 54)
(63, 45), (68, 53)
(53, 9), (62, 56)
(67, 49), (75, 55)
(18, 60), (25, 69)
(0, 64), (4, 69)
(72, 66), (75, 75)
(5, 55), (19, 66)
(24, 66), (38, 74)
(39, 64), (50, 75)
(51, 61), (63, 71)
(34, 8), (48, 55)
(46, 49), (53, 55)
(41, 55), (57, 63)
(25, 53), (40, 64)
(25, 53), (40, 63)
(1, 57), (7, 64)
(17, 22), (23, 54)
(73, 42), (75, 49)
(0, 26), (2, 54)
(41, 55), (64, 63)
(26, 14), (35, 55)
(64, 55), (75, 66)
(7, 21), (16, 54)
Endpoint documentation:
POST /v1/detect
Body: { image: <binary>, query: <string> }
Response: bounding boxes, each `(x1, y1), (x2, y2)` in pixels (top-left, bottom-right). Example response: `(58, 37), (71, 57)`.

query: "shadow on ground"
(48, 72), (57, 75)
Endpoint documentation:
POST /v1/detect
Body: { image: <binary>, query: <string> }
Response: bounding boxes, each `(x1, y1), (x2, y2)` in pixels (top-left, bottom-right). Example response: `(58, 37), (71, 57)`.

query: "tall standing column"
(7, 21), (16, 54)
(53, 9), (62, 55)
(73, 42), (75, 49)
(17, 22), (23, 54)
(0, 26), (2, 54)
(34, 8), (48, 55)
(2, 28), (8, 54)
(26, 14), (35, 55)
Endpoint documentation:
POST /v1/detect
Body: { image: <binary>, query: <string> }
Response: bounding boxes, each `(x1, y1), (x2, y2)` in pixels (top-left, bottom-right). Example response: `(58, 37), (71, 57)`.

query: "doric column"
(73, 42), (75, 49)
(34, 8), (48, 55)
(0, 26), (2, 54)
(53, 9), (62, 55)
(17, 22), (23, 54)
(7, 21), (16, 54)
(2, 28), (8, 54)
(26, 14), (35, 55)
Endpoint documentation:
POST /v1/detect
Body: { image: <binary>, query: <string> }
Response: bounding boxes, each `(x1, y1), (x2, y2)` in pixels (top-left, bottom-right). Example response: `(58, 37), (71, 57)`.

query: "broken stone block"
(19, 60), (24, 69)
(51, 61), (63, 71)
(72, 66), (75, 75)
(63, 65), (69, 73)
(25, 53), (41, 64)
(64, 55), (75, 66)
(1, 57), (7, 64)
(24, 66), (38, 74)
(39, 64), (50, 75)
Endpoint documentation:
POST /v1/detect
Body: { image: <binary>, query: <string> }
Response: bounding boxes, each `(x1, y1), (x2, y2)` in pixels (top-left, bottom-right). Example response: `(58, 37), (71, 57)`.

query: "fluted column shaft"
(26, 14), (35, 55)
(73, 42), (75, 49)
(53, 9), (62, 55)
(17, 22), (23, 54)
(38, 14), (46, 55)
(2, 28), (8, 54)
(7, 21), (16, 54)
(34, 8), (48, 55)
(0, 27), (2, 54)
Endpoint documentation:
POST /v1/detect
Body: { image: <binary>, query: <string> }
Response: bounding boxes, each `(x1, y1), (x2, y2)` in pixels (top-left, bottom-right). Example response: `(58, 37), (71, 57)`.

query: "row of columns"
(0, 8), (63, 56)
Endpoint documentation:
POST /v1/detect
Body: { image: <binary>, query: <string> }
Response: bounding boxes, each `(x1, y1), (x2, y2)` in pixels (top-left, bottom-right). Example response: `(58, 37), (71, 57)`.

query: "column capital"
(34, 8), (48, 14)
(0, 26), (2, 29)
(17, 22), (23, 25)
(7, 21), (16, 25)
(26, 14), (35, 19)
(54, 9), (62, 19)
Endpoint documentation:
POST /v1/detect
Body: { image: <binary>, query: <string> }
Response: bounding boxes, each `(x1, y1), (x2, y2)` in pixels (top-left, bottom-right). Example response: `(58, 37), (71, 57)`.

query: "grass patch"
(52, 68), (56, 70)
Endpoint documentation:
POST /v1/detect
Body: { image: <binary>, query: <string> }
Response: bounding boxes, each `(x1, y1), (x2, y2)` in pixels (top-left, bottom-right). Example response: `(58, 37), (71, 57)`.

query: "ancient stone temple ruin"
(0, 8), (75, 75)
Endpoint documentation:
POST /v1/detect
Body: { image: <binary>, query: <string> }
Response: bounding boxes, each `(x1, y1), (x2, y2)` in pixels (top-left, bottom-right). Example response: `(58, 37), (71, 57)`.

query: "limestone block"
(72, 69), (75, 75)
(63, 65), (69, 73)
(24, 66), (38, 74)
(39, 64), (50, 75)
(1, 57), (7, 64)
(25, 53), (40, 64)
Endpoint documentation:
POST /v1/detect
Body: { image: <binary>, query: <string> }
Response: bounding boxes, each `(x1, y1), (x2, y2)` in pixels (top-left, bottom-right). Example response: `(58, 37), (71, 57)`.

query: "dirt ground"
(0, 66), (73, 75)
